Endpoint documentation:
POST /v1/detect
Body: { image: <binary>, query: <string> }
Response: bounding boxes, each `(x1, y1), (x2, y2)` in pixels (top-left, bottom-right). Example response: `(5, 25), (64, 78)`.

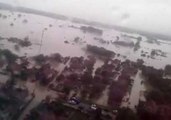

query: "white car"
(91, 104), (97, 110)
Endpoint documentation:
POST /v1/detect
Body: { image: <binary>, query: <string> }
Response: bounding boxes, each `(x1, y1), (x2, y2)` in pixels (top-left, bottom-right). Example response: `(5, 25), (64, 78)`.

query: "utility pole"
(38, 29), (45, 54)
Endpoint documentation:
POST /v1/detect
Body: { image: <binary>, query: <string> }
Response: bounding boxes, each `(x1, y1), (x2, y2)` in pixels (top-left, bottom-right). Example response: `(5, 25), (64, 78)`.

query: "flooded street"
(128, 70), (146, 110)
(17, 81), (58, 120)
(96, 85), (110, 106)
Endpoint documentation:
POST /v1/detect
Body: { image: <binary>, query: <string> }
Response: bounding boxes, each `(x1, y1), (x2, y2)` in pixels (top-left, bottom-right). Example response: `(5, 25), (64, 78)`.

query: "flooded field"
(0, 10), (171, 69)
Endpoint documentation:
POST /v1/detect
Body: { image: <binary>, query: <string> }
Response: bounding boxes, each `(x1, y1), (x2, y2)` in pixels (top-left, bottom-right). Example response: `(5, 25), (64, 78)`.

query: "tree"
(0, 49), (18, 63)
(62, 86), (71, 95)
(34, 54), (46, 64)
(116, 108), (139, 120)
(165, 65), (171, 76)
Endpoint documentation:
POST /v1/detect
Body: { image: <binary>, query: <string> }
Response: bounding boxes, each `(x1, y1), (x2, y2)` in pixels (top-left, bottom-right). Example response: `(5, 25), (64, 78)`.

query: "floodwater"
(0, 74), (9, 84)
(96, 85), (110, 106)
(128, 70), (146, 110)
(120, 71), (146, 110)
(18, 59), (69, 119)
(0, 9), (171, 113)
(18, 81), (58, 120)
(0, 10), (171, 69)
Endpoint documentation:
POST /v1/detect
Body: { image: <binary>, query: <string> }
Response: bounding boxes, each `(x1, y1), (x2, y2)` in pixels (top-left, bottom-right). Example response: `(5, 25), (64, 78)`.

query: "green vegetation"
(0, 49), (18, 63)
(20, 69), (28, 81)
(33, 54), (46, 64)
(25, 101), (83, 120)
(10, 23), (14, 26)
(164, 65), (171, 76)
(8, 37), (32, 47)
(136, 66), (171, 120)
(142, 66), (171, 103)
(116, 108), (139, 120)
(69, 111), (88, 120)
(14, 44), (20, 51)
(87, 44), (115, 58)
(80, 26), (103, 35)
(134, 38), (141, 51)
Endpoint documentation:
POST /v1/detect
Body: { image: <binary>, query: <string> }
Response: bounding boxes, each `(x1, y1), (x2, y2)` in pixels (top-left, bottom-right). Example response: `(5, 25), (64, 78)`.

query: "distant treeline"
(0, 2), (171, 41)
(0, 2), (67, 20)
(80, 26), (103, 35)
(87, 44), (115, 58)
